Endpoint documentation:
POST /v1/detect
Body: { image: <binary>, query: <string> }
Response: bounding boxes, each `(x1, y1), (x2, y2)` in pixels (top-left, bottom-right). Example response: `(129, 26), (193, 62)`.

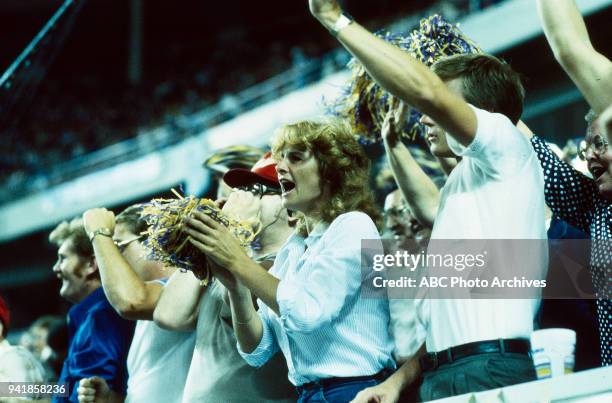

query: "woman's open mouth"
(279, 178), (296, 195)
(589, 164), (606, 180)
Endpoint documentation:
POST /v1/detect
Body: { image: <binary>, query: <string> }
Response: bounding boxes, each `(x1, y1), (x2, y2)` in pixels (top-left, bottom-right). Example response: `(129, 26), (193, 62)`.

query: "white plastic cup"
(530, 328), (576, 379)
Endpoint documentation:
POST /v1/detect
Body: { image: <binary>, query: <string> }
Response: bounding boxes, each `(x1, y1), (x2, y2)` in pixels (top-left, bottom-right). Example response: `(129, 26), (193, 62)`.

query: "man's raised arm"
(599, 103), (612, 145)
(83, 208), (165, 321)
(309, 0), (477, 146)
(382, 101), (439, 227)
(537, 0), (612, 114)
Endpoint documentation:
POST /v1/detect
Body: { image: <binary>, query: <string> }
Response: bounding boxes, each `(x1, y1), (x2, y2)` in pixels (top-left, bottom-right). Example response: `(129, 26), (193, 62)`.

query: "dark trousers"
(418, 353), (536, 401)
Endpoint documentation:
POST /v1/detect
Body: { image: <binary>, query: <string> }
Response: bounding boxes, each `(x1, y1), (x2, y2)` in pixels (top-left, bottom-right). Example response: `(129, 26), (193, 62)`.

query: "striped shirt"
(238, 211), (396, 386)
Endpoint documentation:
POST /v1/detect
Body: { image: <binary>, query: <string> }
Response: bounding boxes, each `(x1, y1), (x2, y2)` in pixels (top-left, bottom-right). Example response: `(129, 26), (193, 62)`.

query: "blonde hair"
(49, 218), (92, 258)
(271, 119), (380, 235)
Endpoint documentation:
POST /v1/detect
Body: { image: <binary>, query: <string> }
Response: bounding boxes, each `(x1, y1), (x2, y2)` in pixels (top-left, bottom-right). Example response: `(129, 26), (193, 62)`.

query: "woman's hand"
(184, 211), (249, 273)
(207, 260), (239, 291)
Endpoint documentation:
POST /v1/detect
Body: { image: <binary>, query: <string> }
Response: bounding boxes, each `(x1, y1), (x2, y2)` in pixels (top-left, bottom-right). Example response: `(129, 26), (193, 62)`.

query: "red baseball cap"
(223, 151), (280, 190)
(0, 295), (10, 335)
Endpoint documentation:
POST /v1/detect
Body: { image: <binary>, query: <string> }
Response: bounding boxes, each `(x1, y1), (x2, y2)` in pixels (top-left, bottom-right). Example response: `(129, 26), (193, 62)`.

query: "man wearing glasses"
(153, 152), (296, 403)
(78, 205), (196, 403)
(383, 189), (431, 251)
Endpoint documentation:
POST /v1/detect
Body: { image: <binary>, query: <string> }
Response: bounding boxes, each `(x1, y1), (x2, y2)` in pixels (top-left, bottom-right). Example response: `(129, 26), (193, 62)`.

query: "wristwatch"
(89, 227), (113, 243)
(330, 13), (354, 36)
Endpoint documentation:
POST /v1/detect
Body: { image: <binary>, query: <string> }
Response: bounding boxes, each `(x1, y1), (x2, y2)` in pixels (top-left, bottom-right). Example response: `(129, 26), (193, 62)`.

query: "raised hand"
(82, 208), (116, 237)
(381, 98), (409, 147)
(308, 0), (342, 28)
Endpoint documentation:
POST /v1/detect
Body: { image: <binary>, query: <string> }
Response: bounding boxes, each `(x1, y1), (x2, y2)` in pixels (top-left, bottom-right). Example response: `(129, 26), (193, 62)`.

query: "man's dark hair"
(432, 53), (525, 124)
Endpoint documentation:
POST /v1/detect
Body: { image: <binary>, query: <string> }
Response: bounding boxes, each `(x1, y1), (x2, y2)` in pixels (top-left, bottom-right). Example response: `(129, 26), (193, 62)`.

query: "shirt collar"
(67, 287), (105, 332)
(304, 221), (329, 248)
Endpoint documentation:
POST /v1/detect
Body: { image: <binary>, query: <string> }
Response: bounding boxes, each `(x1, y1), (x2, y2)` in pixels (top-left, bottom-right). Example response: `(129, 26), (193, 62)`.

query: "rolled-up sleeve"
(276, 212), (378, 334)
(237, 308), (279, 368)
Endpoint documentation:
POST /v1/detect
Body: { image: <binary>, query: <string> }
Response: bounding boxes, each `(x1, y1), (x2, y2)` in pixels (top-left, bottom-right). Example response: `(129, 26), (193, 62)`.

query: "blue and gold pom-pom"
(140, 189), (258, 285)
(327, 14), (482, 145)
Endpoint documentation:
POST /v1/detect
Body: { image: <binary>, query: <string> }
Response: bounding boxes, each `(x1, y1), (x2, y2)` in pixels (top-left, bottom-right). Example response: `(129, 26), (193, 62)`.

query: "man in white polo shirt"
(308, 1), (548, 401)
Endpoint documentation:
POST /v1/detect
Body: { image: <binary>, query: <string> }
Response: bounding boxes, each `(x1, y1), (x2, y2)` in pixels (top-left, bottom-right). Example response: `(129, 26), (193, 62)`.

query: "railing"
(0, 0), (508, 204)
(0, 48), (352, 203)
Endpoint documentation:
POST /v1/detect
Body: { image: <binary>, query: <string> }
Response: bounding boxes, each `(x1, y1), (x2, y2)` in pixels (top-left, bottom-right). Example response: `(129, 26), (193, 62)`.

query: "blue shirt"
(239, 212), (395, 386)
(54, 287), (135, 403)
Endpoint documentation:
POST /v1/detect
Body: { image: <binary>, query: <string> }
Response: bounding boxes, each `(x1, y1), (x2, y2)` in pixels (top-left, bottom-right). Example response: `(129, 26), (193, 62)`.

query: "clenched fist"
(83, 208), (116, 236)
(77, 376), (111, 403)
(309, 0), (342, 28)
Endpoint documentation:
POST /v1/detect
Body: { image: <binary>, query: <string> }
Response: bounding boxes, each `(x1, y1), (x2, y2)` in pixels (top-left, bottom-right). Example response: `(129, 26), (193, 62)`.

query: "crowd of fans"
(0, 38), (329, 192)
(1, 0), (610, 402)
(0, 0), (508, 200)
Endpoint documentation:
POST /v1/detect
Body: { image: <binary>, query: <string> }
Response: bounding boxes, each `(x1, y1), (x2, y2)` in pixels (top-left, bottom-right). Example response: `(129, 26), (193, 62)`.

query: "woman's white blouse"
(238, 212), (396, 386)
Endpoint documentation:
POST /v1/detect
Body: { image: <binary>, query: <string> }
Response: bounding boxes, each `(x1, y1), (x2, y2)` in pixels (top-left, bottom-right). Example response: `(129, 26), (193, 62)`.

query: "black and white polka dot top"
(531, 135), (611, 366)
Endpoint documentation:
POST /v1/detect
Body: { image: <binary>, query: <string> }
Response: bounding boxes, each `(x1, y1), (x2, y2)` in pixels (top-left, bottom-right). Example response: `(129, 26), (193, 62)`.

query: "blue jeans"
(297, 378), (381, 403)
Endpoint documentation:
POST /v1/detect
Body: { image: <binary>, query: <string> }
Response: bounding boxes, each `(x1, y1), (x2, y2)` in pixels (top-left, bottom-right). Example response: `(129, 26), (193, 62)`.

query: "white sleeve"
(447, 105), (534, 177)
(237, 306), (280, 368)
